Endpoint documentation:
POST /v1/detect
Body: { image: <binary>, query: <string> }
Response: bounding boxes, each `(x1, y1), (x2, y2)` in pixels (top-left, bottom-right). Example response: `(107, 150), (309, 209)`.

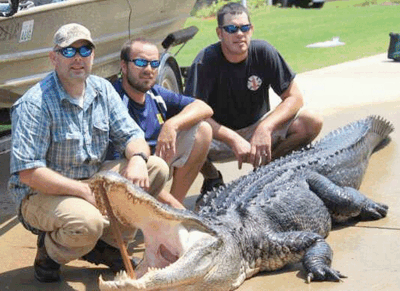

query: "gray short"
(167, 123), (199, 178)
(208, 109), (301, 162)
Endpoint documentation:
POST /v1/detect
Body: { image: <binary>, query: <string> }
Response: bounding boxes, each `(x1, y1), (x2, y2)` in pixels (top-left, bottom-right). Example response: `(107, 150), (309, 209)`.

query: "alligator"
(90, 115), (393, 291)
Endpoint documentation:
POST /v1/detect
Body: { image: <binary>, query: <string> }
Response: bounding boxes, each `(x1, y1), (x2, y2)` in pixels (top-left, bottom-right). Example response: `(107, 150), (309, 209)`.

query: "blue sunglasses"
(55, 45), (93, 58)
(128, 58), (160, 68)
(221, 24), (252, 34)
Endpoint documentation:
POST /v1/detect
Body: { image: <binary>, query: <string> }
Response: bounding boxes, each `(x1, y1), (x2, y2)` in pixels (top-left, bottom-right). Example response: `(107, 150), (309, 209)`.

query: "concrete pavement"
(1, 53), (399, 290)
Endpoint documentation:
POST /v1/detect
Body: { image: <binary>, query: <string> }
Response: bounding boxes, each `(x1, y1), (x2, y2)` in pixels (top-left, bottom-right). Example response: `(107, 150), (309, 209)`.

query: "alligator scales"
(90, 115), (393, 291)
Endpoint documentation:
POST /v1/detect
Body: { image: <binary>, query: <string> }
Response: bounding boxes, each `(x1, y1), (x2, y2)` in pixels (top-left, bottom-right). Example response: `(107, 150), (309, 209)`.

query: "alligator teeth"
(147, 267), (160, 272)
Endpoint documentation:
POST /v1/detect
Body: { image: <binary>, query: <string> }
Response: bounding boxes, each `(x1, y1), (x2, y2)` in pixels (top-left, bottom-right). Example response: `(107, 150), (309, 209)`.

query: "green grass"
(173, 0), (400, 73)
(0, 125), (11, 132)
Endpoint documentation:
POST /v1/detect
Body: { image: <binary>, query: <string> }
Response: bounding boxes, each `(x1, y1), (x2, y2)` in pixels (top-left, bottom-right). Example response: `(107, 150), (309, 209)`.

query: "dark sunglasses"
(55, 45), (93, 58)
(221, 24), (252, 34)
(128, 58), (160, 68)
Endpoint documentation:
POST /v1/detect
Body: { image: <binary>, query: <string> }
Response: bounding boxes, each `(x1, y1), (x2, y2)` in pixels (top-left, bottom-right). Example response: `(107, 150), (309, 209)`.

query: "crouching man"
(8, 24), (173, 282)
(109, 39), (213, 205)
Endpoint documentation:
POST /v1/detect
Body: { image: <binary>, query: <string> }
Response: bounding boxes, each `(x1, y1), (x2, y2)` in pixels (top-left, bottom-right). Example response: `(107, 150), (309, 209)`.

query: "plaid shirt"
(8, 71), (144, 211)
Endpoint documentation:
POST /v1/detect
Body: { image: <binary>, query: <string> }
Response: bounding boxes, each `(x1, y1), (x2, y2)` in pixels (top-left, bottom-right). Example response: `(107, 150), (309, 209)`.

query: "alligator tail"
(313, 115), (394, 154)
(348, 115), (394, 157)
(369, 115), (394, 153)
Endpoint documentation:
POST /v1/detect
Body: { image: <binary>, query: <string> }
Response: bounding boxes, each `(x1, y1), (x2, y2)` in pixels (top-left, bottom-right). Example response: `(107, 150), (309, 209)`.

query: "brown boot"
(34, 232), (61, 282)
(82, 240), (140, 273)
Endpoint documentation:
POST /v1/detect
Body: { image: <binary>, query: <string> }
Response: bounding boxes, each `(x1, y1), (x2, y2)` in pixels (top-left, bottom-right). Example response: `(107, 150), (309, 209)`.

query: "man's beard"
(127, 72), (156, 93)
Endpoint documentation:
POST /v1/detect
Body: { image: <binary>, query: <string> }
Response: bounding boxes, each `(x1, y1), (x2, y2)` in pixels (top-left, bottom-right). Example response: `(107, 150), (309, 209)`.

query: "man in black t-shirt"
(185, 2), (323, 194)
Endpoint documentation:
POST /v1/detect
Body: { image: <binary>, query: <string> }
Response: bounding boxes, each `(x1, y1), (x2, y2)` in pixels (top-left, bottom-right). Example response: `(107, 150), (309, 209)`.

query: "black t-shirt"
(185, 39), (296, 130)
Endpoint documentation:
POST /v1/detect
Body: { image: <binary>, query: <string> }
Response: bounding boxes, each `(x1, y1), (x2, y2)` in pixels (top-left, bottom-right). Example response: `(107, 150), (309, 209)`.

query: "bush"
(191, 0), (267, 18)
(247, 0), (268, 10)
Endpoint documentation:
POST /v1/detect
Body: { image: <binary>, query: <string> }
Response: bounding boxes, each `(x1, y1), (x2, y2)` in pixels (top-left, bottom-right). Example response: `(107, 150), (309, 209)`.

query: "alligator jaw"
(98, 235), (220, 290)
(90, 171), (221, 291)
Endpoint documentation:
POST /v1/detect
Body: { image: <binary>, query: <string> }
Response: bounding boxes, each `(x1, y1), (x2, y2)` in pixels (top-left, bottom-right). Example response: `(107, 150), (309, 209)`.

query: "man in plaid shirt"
(8, 23), (177, 283)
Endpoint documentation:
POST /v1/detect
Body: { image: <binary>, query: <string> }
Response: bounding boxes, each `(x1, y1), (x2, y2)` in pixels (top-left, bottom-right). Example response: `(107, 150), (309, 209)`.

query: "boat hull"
(0, 0), (195, 107)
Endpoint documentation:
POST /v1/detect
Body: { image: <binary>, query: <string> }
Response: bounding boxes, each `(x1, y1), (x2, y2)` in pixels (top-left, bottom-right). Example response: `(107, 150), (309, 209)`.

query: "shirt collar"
(51, 72), (70, 103)
(52, 72), (99, 108)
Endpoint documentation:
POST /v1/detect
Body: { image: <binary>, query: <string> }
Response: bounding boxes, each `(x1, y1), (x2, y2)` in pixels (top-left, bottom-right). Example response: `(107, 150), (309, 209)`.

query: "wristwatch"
(132, 152), (149, 163)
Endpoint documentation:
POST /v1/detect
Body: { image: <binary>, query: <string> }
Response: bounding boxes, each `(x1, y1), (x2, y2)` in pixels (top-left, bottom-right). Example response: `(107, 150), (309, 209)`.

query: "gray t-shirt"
(185, 39), (296, 130)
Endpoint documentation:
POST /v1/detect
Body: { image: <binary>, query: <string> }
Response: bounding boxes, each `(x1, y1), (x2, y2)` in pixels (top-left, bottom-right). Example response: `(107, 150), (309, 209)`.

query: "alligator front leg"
(306, 171), (388, 222)
(262, 231), (345, 282)
(302, 237), (346, 282)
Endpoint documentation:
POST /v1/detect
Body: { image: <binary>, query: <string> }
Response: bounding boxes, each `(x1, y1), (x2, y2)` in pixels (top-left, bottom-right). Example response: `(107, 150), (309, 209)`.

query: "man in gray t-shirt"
(185, 2), (323, 194)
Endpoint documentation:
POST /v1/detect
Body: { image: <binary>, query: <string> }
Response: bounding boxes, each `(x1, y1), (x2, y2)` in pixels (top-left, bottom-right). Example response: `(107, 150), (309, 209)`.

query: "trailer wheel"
(274, 0), (294, 7)
(312, 2), (324, 8)
(159, 63), (180, 93)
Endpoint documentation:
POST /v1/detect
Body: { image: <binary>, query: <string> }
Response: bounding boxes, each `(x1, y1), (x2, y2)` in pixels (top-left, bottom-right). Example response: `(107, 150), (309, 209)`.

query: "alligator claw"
(306, 266), (346, 283)
(359, 200), (388, 220)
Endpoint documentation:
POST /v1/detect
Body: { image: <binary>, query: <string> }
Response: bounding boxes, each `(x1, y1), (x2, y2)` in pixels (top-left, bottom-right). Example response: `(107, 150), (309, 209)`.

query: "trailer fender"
(157, 53), (183, 94)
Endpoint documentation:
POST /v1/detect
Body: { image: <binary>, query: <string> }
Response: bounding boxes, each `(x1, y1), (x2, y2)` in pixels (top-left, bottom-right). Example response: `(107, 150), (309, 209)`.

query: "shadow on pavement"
(0, 265), (111, 291)
(0, 215), (18, 236)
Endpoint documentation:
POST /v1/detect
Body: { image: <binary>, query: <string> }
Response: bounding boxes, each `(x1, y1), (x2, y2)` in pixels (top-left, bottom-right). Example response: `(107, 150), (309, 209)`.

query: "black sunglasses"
(221, 24), (252, 34)
(55, 45), (93, 58)
(128, 58), (161, 68)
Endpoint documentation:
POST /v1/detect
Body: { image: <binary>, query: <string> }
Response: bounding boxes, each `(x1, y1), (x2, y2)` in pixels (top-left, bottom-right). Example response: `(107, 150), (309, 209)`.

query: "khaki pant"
(167, 123), (198, 179)
(20, 156), (169, 264)
(208, 109), (302, 162)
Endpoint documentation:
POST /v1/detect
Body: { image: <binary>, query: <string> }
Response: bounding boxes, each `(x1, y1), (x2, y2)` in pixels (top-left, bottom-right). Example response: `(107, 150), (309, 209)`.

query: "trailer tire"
(312, 2), (324, 8)
(281, 0), (290, 7)
(158, 63), (180, 93)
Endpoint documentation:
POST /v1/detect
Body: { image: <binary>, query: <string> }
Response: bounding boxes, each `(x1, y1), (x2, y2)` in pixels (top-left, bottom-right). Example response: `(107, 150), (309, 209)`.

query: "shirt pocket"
(51, 131), (82, 167)
(92, 118), (110, 157)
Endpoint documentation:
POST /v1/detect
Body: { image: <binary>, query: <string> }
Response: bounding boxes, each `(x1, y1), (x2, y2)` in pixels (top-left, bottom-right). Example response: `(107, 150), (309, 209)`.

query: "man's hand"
(155, 122), (177, 164)
(121, 156), (150, 190)
(124, 138), (151, 190)
(249, 125), (273, 168)
(230, 135), (251, 170)
(80, 182), (98, 207)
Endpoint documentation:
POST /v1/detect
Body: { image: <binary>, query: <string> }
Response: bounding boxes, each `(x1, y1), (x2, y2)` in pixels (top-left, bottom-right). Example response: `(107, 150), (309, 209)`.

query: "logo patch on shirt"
(247, 75), (262, 91)
(157, 113), (164, 125)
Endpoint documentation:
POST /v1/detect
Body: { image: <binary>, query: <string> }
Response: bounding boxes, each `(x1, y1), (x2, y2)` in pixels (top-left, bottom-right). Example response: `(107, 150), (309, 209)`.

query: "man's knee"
(175, 122), (212, 169)
(191, 121), (212, 157)
(296, 109), (323, 140)
(306, 109), (323, 139)
(64, 205), (105, 245)
(196, 121), (213, 144)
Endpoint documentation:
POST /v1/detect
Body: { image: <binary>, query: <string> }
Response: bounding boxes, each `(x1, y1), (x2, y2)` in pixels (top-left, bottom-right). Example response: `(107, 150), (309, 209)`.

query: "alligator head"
(90, 171), (242, 291)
